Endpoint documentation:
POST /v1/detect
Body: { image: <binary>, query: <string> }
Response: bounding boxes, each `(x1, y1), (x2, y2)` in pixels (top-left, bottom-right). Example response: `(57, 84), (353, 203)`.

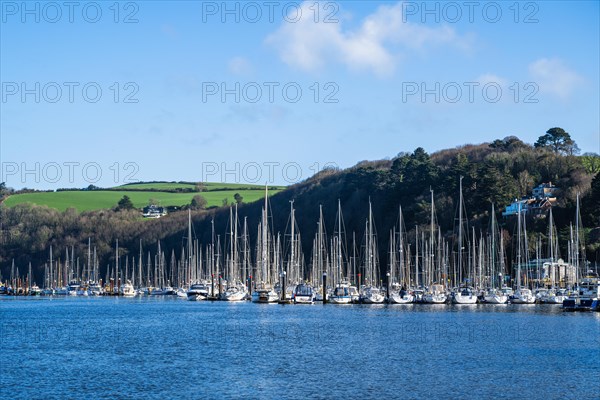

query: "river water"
(1, 297), (598, 399)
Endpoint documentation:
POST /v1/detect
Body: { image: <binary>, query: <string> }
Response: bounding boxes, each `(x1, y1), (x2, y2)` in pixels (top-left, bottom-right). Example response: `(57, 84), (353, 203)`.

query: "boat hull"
(293, 295), (314, 304)
(222, 290), (247, 302)
(389, 294), (414, 304)
(328, 296), (351, 304)
(484, 294), (508, 304)
(452, 293), (477, 304)
(251, 290), (279, 303)
(423, 294), (448, 304)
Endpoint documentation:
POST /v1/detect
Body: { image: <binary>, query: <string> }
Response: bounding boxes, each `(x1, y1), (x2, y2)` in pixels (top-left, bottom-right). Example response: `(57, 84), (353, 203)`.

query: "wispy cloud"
(476, 73), (507, 88)
(228, 57), (253, 76)
(528, 58), (582, 100)
(265, 1), (471, 77)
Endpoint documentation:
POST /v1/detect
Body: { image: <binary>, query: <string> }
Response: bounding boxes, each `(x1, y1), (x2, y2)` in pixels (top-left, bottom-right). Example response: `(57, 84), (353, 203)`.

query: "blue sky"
(1, 1), (599, 189)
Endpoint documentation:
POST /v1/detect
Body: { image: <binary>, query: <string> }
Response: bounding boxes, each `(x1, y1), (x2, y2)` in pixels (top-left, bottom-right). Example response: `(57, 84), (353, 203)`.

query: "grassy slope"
(3, 189), (282, 212)
(116, 182), (285, 191)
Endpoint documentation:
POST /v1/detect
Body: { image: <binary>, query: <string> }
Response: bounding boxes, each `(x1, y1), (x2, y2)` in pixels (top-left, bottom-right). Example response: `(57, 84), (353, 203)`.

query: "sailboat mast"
(575, 192), (581, 285)
(188, 209), (193, 284)
(262, 185), (268, 285)
(337, 200), (343, 285)
(430, 189), (435, 285)
(517, 201), (522, 289)
(290, 200), (295, 285)
(415, 225), (419, 288)
(458, 177), (463, 287)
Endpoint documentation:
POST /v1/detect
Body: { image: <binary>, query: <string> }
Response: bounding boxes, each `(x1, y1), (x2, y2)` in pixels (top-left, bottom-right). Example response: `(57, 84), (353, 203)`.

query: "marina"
(3, 187), (598, 312)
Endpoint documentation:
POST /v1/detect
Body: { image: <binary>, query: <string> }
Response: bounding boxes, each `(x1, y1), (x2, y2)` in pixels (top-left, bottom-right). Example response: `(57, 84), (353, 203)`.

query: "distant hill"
(1, 181), (285, 212)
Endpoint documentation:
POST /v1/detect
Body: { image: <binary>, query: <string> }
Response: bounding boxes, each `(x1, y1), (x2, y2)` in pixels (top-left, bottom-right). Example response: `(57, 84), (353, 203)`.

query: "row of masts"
(4, 184), (589, 293)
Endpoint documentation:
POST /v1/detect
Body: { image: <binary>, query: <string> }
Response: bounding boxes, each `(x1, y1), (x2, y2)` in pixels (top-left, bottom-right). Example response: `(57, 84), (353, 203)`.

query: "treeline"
(1, 132), (599, 283)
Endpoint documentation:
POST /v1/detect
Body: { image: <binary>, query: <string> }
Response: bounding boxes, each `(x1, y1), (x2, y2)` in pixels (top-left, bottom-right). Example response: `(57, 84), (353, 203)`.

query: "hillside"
(2, 182), (285, 212)
(1, 134), (599, 282)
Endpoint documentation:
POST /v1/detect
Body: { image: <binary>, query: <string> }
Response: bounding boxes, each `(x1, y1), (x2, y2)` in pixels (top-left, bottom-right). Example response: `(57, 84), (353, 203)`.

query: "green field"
(116, 182), (284, 191)
(3, 187), (282, 212)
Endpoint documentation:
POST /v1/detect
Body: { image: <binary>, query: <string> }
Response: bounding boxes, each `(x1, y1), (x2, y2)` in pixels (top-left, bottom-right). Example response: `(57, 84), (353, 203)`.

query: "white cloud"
(528, 58), (582, 99)
(265, 1), (470, 77)
(228, 57), (252, 76)
(476, 74), (507, 88)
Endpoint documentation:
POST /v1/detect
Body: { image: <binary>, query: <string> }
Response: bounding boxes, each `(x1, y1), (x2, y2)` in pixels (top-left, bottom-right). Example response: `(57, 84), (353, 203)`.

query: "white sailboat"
(252, 186), (278, 303)
(452, 178), (477, 304)
(484, 204), (508, 304)
(422, 190), (448, 304)
(222, 205), (248, 302)
(359, 200), (384, 304)
(329, 200), (352, 304)
(120, 279), (136, 297)
(389, 206), (414, 304)
(512, 202), (535, 304)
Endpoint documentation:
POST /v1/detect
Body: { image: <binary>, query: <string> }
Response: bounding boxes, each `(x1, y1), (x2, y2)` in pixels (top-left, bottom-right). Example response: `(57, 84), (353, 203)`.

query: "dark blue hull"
(562, 298), (598, 311)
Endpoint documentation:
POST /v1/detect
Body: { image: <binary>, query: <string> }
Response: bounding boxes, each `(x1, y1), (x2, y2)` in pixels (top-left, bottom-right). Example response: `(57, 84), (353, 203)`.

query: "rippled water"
(1, 297), (599, 399)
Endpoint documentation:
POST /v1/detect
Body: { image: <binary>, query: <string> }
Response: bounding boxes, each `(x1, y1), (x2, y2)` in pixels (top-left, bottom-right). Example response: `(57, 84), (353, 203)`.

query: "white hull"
(545, 295), (568, 304)
(511, 297), (536, 304)
(423, 294), (448, 304)
(251, 290), (279, 303)
(362, 294), (385, 304)
(452, 293), (477, 304)
(222, 290), (247, 302)
(329, 295), (351, 304)
(511, 293), (536, 304)
(294, 295), (314, 304)
(389, 294), (414, 304)
(484, 294), (508, 304)
(187, 293), (207, 301)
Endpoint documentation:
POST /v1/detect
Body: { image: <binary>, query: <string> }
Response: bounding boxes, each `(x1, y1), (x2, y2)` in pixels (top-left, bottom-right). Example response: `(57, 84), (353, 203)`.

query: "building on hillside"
(532, 182), (559, 198)
(142, 205), (167, 218)
(502, 182), (559, 217)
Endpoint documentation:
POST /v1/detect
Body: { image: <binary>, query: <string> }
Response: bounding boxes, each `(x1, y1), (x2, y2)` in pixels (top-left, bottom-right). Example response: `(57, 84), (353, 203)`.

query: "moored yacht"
(187, 282), (210, 301)
(452, 287), (477, 304)
(293, 283), (314, 304)
(484, 288), (508, 304)
(545, 288), (569, 304)
(423, 284), (448, 304)
(563, 274), (600, 311)
(119, 280), (136, 297)
(252, 285), (279, 303)
(329, 285), (351, 304)
(389, 287), (414, 304)
(222, 282), (248, 302)
(511, 288), (536, 304)
(360, 286), (385, 304)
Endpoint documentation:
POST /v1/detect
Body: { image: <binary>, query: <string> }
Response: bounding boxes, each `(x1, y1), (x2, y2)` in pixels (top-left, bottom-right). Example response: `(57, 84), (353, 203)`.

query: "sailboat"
(293, 283), (314, 304)
(120, 279), (136, 297)
(389, 205), (414, 304)
(222, 205), (248, 301)
(452, 178), (477, 304)
(512, 201), (535, 304)
(563, 193), (598, 310)
(360, 200), (385, 304)
(329, 200), (352, 304)
(423, 190), (448, 304)
(251, 186), (279, 303)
